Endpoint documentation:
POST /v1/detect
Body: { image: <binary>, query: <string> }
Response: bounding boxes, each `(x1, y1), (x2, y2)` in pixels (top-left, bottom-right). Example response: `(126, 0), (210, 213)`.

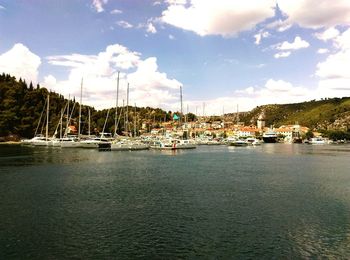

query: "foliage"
(240, 97), (350, 130)
(320, 130), (350, 140)
(0, 74), (173, 138)
(305, 130), (314, 140)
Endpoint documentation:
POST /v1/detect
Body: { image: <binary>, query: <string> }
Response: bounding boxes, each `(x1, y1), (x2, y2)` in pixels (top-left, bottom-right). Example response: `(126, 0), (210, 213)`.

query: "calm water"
(1, 144), (350, 259)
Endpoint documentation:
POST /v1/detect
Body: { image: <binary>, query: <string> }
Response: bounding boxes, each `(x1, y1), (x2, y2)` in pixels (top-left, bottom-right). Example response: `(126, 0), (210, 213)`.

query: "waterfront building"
(236, 126), (259, 138)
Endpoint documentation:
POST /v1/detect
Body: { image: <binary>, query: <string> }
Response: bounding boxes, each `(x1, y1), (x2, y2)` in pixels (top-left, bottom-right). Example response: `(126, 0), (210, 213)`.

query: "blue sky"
(1, 0), (350, 114)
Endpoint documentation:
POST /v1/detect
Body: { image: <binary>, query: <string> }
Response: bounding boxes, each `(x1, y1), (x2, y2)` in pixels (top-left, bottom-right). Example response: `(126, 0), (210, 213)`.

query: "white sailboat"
(61, 80), (83, 148)
(32, 94), (51, 146)
(60, 97), (81, 148)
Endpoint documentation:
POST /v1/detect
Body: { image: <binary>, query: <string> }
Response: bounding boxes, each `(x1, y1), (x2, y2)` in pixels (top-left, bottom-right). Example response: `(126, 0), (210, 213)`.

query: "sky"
(0, 0), (350, 115)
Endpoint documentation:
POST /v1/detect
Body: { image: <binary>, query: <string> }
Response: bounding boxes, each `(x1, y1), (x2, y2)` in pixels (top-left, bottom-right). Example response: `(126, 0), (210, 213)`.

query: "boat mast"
(34, 97), (47, 137)
(101, 109), (110, 137)
(114, 71), (120, 137)
(123, 99), (126, 132)
(64, 101), (76, 137)
(126, 83), (129, 136)
(78, 78), (83, 138)
(186, 104), (189, 124)
(60, 107), (64, 139)
(66, 94), (70, 137)
(180, 86), (183, 125)
(55, 102), (68, 139)
(134, 103), (137, 137)
(88, 108), (91, 137)
(46, 93), (49, 141)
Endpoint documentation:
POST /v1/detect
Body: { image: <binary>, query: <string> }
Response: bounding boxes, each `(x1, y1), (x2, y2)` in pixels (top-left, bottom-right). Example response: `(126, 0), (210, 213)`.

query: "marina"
(1, 1), (350, 259)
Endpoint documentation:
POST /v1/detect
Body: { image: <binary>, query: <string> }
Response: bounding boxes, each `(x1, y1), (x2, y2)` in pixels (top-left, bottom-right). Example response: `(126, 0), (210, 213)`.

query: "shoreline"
(0, 141), (21, 145)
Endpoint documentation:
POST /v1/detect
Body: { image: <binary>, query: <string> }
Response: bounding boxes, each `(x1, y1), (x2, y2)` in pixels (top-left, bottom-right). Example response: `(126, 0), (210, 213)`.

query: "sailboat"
(61, 79), (84, 148)
(81, 74), (120, 149)
(22, 96), (48, 145)
(60, 96), (81, 148)
(32, 94), (51, 146)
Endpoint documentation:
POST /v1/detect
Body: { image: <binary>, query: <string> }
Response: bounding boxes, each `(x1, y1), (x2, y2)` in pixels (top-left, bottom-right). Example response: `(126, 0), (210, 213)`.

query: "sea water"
(1, 144), (350, 258)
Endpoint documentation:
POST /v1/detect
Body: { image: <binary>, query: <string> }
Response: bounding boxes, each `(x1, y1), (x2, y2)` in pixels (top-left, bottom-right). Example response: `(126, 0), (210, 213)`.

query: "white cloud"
(166, 0), (188, 4)
(254, 31), (270, 45)
(116, 20), (133, 29)
(317, 48), (329, 54)
(161, 0), (275, 37)
(278, 0), (350, 29)
(334, 28), (350, 50)
(277, 36), (310, 50)
(317, 78), (350, 98)
(0, 5), (5, 10)
(44, 74), (57, 87)
(274, 51), (291, 59)
(169, 34), (175, 40)
(0, 43), (41, 83)
(47, 44), (141, 73)
(265, 19), (292, 32)
(273, 36), (309, 58)
(127, 57), (180, 90)
(92, 0), (108, 13)
(110, 9), (122, 14)
(185, 79), (313, 115)
(146, 23), (157, 34)
(316, 49), (350, 79)
(315, 28), (350, 98)
(46, 44), (182, 110)
(314, 27), (340, 41)
(238, 79), (312, 104)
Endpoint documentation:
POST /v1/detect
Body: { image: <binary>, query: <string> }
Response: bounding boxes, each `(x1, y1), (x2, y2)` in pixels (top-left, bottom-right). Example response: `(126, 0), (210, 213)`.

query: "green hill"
(239, 98), (350, 131)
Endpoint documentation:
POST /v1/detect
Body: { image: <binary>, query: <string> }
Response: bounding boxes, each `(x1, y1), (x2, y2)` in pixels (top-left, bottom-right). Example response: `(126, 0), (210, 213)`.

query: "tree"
(305, 130), (314, 140)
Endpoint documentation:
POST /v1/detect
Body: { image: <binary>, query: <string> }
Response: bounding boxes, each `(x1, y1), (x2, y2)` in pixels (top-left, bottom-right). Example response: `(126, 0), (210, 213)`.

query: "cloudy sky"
(0, 0), (350, 114)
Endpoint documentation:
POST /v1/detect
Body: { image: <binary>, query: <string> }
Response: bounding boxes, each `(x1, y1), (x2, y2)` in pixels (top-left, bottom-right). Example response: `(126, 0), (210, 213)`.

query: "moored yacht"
(110, 139), (149, 151)
(262, 129), (278, 143)
(246, 138), (262, 146)
(60, 136), (82, 148)
(149, 138), (196, 150)
(229, 139), (248, 147)
(31, 136), (51, 146)
(309, 137), (327, 144)
(80, 133), (114, 149)
(174, 139), (196, 149)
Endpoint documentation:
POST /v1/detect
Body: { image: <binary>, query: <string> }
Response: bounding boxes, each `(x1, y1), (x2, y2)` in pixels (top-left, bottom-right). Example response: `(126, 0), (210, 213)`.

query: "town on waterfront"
(1, 73), (349, 149)
(0, 74), (350, 150)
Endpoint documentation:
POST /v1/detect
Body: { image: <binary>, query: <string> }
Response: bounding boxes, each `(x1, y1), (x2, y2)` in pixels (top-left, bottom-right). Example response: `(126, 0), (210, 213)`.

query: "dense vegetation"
(239, 98), (350, 131)
(0, 73), (186, 139)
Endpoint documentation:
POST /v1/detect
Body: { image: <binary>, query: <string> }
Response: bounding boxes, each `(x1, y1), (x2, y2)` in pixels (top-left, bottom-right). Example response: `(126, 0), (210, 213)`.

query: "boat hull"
(262, 137), (277, 143)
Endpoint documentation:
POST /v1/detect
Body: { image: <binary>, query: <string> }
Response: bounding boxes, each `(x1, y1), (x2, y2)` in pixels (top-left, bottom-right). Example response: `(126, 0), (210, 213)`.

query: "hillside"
(239, 98), (350, 131)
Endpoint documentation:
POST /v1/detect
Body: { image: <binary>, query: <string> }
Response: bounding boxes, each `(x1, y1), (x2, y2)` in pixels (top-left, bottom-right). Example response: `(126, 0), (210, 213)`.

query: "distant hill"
(238, 98), (350, 131)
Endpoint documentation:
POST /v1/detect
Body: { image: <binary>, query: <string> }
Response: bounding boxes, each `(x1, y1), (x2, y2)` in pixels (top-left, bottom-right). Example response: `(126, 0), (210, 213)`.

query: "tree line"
(0, 73), (195, 139)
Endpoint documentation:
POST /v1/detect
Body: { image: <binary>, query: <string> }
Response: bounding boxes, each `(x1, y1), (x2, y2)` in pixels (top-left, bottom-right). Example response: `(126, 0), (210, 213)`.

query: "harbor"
(1, 1), (350, 258)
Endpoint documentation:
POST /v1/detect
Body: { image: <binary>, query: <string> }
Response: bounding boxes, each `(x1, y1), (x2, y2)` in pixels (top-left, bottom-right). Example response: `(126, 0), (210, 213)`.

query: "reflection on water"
(0, 144), (350, 258)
